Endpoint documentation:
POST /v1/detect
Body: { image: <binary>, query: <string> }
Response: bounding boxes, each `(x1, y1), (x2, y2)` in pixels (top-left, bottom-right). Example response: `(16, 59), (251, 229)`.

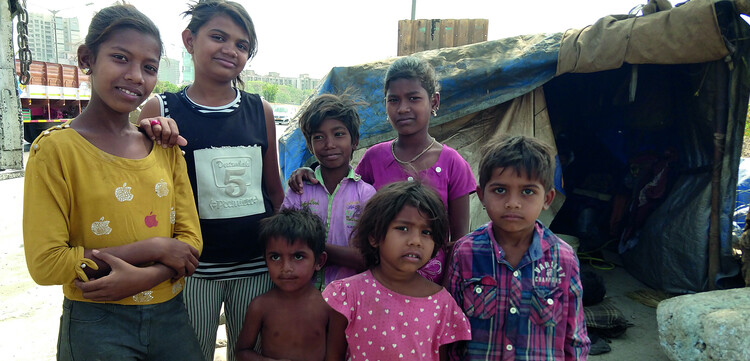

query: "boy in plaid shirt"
(445, 135), (590, 360)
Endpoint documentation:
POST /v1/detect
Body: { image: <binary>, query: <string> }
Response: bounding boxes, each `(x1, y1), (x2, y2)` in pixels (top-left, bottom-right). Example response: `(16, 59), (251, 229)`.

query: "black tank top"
(161, 89), (272, 264)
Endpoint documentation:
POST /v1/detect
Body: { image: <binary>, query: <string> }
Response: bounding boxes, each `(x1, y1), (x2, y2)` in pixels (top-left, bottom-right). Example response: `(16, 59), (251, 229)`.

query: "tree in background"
(246, 81), (314, 105)
(153, 81), (182, 94)
(262, 83), (279, 103)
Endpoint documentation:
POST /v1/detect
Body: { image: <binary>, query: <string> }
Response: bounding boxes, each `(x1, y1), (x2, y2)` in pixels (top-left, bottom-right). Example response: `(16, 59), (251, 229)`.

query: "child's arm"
(448, 194), (470, 244)
(261, 99), (285, 212)
(77, 237), (198, 280)
(565, 260), (591, 360)
(74, 249), (177, 301)
(325, 309), (348, 361)
(236, 299), (267, 361)
(137, 96), (187, 147)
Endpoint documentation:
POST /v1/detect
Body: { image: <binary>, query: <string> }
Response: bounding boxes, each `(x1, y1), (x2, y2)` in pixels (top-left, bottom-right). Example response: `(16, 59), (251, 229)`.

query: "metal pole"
(50, 10), (59, 63)
(411, 0), (416, 20)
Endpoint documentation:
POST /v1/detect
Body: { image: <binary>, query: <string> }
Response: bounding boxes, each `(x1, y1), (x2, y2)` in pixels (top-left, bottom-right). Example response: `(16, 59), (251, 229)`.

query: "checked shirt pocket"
(529, 287), (563, 327)
(461, 276), (498, 319)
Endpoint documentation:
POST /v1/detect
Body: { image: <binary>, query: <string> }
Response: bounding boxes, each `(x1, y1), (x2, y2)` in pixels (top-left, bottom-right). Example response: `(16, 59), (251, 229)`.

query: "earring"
(82, 68), (91, 75)
(432, 109), (438, 117)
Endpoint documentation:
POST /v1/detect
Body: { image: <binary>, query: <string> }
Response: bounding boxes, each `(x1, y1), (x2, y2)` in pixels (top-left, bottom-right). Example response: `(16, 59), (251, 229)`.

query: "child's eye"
(522, 189), (535, 196)
(211, 34), (225, 42)
(112, 54), (127, 62)
(294, 253), (305, 261)
(334, 131), (346, 137)
(493, 187), (506, 194)
(268, 254), (280, 261)
(145, 65), (158, 73)
(311, 134), (324, 141)
(409, 96), (422, 101)
(394, 226), (408, 232)
(386, 98), (398, 103)
(422, 229), (432, 236)
(237, 43), (249, 52)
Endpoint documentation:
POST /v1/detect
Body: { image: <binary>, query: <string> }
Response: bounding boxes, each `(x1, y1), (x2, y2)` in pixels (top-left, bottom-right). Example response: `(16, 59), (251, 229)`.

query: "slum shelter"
(278, 0), (750, 294)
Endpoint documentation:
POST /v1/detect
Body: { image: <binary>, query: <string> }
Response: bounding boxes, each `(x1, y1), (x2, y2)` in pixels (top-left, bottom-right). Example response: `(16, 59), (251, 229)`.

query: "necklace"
(391, 138), (436, 164)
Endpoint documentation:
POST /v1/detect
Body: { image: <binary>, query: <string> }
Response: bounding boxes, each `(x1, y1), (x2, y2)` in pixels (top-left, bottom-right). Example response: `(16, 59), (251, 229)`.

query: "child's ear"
(476, 185), (485, 205)
(431, 92), (440, 112)
(316, 251), (328, 270)
(368, 235), (379, 249)
(182, 29), (195, 54)
(542, 188), (556, 210)
(77, 45), (94, 73)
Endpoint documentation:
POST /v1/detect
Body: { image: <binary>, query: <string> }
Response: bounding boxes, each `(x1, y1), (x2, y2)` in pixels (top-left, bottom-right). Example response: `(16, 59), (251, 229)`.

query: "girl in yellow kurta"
(22, 4), (203, 360)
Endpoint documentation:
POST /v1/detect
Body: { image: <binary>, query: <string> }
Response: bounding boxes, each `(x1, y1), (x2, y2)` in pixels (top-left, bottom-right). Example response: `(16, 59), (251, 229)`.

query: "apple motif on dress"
(114, 183), (133, 202)
(154, 179), (169, 198)
(145, 212), (158, 228)
(172, 280), (183, 294)
(132, 290), (154, 303)
(91, 217), (112, 236)
(170, 207), (176, 225)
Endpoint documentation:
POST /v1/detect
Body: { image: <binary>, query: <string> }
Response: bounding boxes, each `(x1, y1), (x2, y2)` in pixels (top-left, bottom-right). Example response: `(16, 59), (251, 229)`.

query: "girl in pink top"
(323, 181), (471, 361)
(291, 57), (477, 284)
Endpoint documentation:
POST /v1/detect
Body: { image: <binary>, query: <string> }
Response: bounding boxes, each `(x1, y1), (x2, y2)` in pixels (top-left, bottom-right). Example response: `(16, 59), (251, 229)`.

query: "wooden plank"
(426, 19), (441, 51)
(441, 19), (455, 49)
(397, 19), (488, 56)
(454, 19), (469, 47)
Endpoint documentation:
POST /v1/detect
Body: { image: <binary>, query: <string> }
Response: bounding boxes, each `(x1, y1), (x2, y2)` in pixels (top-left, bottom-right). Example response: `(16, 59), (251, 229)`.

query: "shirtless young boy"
(236, 208), (332, 361)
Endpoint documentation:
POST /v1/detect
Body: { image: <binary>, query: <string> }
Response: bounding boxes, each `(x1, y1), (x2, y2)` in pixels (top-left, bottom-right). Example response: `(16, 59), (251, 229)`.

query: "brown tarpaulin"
(557, 0), (730, 75)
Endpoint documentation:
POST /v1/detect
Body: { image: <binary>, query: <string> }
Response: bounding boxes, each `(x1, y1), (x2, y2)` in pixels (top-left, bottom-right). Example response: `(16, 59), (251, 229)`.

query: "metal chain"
(13, 0), (32, 85)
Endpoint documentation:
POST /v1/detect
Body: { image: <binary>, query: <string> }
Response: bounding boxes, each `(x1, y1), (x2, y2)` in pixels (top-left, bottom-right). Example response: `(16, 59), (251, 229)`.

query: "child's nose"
(505, 197), (521, 209)
(124, 66), (144, 84)
(398, 102), (410, 114)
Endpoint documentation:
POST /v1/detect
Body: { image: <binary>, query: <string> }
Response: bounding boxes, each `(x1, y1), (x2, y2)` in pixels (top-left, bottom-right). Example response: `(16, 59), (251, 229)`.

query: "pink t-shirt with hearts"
(322, 270), (472, 360)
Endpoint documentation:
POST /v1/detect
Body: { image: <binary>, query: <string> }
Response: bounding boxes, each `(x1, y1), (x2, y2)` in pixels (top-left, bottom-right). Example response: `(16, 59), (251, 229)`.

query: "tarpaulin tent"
(278, 0), (750, 293)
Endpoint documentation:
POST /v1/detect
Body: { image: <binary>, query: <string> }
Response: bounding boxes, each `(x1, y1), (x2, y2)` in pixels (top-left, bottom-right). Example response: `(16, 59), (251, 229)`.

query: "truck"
(15, 59), (90, 143)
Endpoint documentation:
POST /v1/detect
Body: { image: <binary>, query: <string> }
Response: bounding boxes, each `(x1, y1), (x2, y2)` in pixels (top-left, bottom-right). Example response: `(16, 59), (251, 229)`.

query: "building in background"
(158, 57), (181, 84)
(181, 48), (194, 85)
(26, 12), (81, 65)
(241, 70), (321, 91)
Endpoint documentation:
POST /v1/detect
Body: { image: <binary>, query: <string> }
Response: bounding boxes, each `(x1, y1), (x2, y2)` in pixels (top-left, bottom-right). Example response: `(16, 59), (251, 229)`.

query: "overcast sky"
(27, 0), (647, 79)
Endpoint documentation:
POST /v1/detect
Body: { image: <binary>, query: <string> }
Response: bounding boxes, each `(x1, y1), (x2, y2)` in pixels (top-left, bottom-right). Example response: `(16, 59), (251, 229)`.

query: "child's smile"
(311, 118), (354, 173)
(86, 28), (160, 116)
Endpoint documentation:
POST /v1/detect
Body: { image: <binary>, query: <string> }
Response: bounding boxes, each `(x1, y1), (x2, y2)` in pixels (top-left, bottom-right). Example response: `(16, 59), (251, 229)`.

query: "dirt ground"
(743, 134), (750, 157)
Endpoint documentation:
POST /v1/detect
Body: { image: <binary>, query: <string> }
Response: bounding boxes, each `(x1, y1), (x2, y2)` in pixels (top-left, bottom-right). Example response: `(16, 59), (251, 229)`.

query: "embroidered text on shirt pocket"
(529, 287), (563, 327)
(461, 276), (498, 320)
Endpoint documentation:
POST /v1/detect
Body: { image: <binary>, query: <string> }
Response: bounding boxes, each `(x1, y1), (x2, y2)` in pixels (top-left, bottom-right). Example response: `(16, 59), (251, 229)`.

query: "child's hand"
(287, 167), (316, 194)
(138, 116), (187, 148)
(75, 250), (156, 301)
(151, 237), (200, 279)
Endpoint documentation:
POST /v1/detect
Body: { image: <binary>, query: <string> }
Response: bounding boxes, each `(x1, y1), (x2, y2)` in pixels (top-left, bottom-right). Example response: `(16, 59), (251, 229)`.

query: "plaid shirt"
(445, 221), (590, 360)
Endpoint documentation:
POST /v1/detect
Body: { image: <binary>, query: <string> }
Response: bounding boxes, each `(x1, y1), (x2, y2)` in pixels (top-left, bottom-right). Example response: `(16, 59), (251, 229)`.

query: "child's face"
(80, 28), (160, 115)
(311, 118), (355, 173)
(385, 78), (439, 137)
(477, 167), (555, 240)
(371, 205), (435, 275)
(183, 14), (251, 82)
(265, 237), (324, 293)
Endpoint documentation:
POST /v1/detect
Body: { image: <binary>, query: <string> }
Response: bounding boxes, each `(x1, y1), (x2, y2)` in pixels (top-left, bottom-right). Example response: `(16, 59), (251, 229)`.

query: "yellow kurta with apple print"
(23, 123), (202, 305)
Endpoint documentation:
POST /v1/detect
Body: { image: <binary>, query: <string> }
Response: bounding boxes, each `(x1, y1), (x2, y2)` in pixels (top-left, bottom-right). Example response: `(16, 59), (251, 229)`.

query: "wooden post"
(397, 19), (488, 56)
